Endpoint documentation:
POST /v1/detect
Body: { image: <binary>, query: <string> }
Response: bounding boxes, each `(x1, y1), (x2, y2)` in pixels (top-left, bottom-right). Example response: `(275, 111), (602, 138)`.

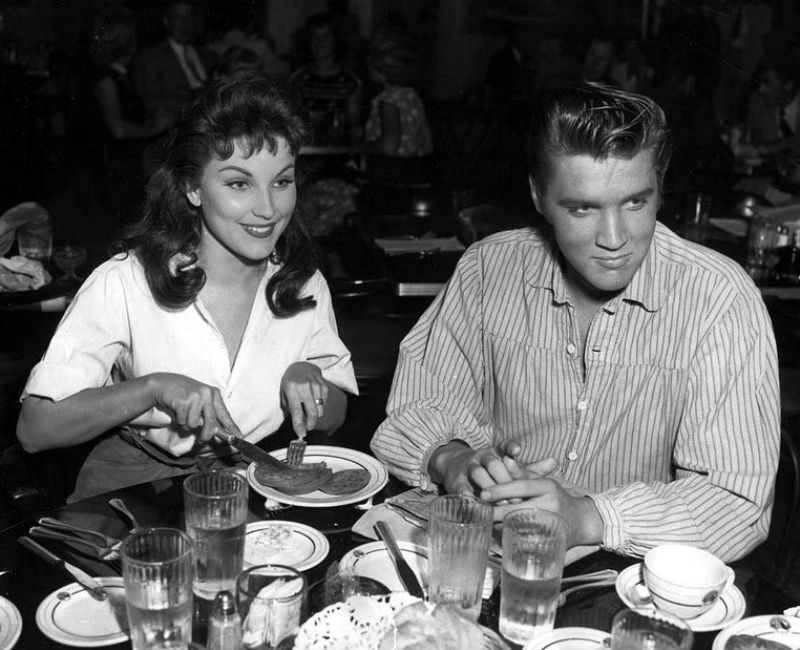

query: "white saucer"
(615, 563), (746, 632)
(0, 596), (22, 650)
(522, 627), (610, 650)
(244, 520), (329, 572)
(36, 577), (129, 647)
(712, 615), (800, 650)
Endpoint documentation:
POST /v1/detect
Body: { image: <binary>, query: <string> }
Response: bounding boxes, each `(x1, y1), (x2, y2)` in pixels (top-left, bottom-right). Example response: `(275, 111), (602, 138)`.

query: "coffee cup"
(643, 544), (735, 619)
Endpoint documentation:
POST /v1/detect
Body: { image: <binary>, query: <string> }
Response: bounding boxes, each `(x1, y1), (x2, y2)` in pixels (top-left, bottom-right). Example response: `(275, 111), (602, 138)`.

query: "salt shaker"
(207, 590), (242, 650)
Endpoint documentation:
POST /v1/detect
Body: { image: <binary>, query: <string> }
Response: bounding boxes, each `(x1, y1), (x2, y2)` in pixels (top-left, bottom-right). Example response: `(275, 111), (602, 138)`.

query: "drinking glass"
(236, 564), (307, 650)
(16, 214), (52, 262)
(427, 494), (493, 621)
(121, 527), (194, 650)
(499, 508), (567, 645)
(611, 608), (694, 650)
(183, 469), (248, 601)
(52, 244), (87, 284)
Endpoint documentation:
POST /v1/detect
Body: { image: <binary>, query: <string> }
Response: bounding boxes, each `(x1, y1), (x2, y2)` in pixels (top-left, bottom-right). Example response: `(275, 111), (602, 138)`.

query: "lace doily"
(293, 593), (420, 650)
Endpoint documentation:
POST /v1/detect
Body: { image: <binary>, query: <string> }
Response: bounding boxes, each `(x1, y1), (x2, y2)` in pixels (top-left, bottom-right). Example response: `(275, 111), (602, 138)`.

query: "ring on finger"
(314, 398), (324, 406)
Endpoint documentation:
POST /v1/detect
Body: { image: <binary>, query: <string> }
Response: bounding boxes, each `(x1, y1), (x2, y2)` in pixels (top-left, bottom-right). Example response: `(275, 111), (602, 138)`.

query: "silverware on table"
(29, 517), (123, 573)
(561, 569), (619, 584)
(557, 577), (618, 606)
(108, 497), (142, 532)
(373, 520), (425, 599)
(18, 536), (108, 601)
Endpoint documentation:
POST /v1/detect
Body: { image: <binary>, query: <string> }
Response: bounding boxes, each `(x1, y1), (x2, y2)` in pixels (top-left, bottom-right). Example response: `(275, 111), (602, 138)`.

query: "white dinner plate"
(339, 541), (428, 594)
(0, 596), (22, 650)
(244, 520), (329, 572)
(522, 626), (610, 650)
(712, 615), (800, 650)
(246, 445), (389, 507)
(615, 563), (746, 633)
(36, 577), (129, 647)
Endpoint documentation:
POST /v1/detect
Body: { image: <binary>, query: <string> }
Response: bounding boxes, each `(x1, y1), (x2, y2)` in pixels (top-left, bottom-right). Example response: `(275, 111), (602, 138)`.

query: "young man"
(370, 83), (780, 561)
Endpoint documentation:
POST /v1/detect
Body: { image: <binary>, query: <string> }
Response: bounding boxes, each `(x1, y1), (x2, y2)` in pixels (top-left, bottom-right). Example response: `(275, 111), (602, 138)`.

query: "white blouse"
(23, 253), (357, 456)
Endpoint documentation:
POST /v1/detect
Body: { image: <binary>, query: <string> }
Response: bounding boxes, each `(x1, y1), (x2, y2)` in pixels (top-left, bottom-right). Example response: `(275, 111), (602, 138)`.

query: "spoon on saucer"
(630, 583), (653, 607)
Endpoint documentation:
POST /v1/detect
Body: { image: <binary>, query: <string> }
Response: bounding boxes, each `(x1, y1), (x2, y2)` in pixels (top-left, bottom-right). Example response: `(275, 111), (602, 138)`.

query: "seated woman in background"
(16, 74), (357, 501)
(363, 33), (433, 157)
(89, 6), (173, 223)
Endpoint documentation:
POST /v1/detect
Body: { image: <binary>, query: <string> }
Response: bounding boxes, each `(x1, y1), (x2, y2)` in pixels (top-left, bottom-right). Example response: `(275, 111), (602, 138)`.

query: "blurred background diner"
(1, 0), (800, 595)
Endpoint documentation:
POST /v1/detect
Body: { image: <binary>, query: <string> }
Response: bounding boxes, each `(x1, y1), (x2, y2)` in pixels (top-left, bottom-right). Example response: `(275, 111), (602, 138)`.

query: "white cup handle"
(722, 566), (735, 593)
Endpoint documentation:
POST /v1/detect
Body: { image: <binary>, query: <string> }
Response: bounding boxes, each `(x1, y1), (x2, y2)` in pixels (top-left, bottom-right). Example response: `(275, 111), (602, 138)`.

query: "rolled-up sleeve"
(303, 273), (358, 396)
(591, 290), (780, 562)
(23, 265), (131, 402)
(371, 249), (495, 488)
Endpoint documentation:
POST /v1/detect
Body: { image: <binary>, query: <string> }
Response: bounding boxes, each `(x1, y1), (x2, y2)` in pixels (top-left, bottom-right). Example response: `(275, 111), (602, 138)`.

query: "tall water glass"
(121, 527), (194, 650)
(427, 494), (493, 621)
(237, 564), (307, 649)
(183, 469), (248, 600)
(499, 508), (567, 645)
(611, 608), (694, 650)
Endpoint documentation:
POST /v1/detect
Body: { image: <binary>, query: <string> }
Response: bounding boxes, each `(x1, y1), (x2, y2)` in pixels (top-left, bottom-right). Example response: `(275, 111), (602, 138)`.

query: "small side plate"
(339, 541), (428, 594)
(244, 520), (329, 572)
(522, 626), (610, 650)
(36, 577), (128, 647)
(0, 596), (22, 650)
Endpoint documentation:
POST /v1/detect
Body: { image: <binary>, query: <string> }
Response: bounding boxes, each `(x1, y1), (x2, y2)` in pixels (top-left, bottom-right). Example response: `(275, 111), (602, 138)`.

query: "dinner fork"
(286, 437), (307, 466)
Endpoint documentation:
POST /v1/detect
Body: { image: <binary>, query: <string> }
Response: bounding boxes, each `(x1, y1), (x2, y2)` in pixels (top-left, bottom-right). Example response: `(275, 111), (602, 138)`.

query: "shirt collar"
(526, 222), (673, 313)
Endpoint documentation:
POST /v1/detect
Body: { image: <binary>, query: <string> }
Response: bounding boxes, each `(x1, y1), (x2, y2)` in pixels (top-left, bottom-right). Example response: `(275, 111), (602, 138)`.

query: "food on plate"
(0, 256), (51, 291)
(254, 460), (372, 496)
(378, 601), (484, 649)
(320, 469), (371, 495)
(253, 461), (333, 495)
(724, 635), (793, 650)
(245, 524), (294, 565)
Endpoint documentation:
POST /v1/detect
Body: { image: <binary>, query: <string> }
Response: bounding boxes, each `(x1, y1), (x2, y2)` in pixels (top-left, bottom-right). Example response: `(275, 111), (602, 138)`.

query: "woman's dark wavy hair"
(113, 72), (316, 317)
(527, 82), (671, 190)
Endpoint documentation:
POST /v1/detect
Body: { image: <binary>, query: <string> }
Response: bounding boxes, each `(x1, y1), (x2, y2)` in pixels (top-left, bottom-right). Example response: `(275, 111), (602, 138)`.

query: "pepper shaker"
(207, 590), (242, 650)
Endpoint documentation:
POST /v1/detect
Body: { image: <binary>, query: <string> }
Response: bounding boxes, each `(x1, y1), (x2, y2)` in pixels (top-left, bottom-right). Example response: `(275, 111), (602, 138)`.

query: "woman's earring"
(269, 251), (280, 264)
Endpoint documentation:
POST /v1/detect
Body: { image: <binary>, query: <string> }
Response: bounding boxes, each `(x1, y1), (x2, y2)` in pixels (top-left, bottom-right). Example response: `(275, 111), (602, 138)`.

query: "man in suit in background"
(133, 0), (216, 124)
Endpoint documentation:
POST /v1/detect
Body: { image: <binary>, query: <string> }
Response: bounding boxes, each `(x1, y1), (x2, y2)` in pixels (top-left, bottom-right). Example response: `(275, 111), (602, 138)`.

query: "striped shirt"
(370, 223), (780, 561)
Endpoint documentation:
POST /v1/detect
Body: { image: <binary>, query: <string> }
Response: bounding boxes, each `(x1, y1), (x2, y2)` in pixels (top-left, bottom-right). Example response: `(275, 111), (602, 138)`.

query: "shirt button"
(567, 451), (578, 461)
(577, 400), (588, 411)
(566, 343), (576, 355)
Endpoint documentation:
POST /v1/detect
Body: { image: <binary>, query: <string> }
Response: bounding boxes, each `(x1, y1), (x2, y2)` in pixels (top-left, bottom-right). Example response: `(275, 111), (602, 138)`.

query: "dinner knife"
(214, 431), (287, 469)
(373, 520), (425, 599)
(215, 431), (321, 471)
(17, 535), (108, 601)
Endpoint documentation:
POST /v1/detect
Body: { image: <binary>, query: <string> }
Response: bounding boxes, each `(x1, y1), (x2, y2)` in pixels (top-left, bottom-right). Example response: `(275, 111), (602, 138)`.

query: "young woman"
(17, 74), (357, 501)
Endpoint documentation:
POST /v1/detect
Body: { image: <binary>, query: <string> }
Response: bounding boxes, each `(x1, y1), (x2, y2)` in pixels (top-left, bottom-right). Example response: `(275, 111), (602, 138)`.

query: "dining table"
(0, 443), (796, 650)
